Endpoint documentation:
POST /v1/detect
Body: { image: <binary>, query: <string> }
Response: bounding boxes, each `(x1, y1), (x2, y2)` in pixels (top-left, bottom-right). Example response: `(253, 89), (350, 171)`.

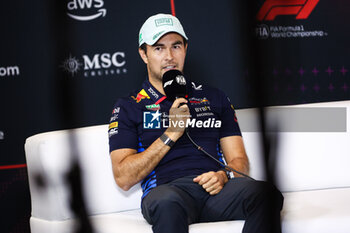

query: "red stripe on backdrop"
(0, 164), (27, 170)
(170, 0), (176, 16)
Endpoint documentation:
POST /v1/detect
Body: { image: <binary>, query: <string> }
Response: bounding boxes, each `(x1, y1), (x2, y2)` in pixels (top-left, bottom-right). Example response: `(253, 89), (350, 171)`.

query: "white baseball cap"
(138, 13), (188, 47)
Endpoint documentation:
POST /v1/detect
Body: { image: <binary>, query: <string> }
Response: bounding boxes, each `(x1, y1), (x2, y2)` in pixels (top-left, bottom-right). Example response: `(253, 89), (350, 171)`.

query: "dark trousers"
(141, 176), (284, 233)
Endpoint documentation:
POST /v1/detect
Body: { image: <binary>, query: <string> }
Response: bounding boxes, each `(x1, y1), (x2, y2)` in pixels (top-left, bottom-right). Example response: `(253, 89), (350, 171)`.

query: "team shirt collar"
(142, 79), (164, 103)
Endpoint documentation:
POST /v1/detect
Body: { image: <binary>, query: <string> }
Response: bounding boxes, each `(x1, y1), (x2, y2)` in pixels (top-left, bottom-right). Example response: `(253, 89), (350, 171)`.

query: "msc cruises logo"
(61, 52), (127, 77)
(67, 0), (107, 21)
(257, 0), (319, 21)
(61, 55), (83, 76)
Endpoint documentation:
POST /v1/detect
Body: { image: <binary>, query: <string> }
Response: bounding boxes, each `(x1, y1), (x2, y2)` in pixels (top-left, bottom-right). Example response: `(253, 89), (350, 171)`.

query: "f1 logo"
(257, 0), (319, 21)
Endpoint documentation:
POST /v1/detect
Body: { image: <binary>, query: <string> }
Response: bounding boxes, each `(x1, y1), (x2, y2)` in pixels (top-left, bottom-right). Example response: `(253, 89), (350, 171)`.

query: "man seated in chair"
(108, 13), (283, 233)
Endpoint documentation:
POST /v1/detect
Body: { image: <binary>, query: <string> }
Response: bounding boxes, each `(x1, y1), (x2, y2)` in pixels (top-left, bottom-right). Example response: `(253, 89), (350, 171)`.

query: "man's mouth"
(163, 65), (177, 71)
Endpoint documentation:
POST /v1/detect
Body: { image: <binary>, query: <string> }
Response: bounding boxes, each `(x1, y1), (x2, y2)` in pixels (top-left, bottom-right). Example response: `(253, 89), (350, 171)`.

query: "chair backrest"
(25, 100), (350, 221)
(239, 100), (350, 192)
(25, 125), (142, 221)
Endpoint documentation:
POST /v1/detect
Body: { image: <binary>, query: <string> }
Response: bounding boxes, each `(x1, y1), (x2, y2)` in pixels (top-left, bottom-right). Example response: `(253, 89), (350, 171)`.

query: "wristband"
(160, 133), (175, 147)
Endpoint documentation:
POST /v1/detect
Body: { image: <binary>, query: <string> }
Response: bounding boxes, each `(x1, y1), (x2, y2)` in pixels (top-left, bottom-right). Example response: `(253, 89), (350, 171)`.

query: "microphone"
(162, 69), (187, 102)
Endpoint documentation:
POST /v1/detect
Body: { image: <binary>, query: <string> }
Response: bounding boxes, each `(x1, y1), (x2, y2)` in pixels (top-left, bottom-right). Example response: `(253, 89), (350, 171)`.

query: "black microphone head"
(162, 70), (187, 101)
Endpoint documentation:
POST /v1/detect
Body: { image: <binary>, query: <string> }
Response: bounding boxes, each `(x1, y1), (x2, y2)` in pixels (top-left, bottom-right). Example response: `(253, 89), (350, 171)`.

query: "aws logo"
(257, 0), (319, 21)
(67, 0), (107, 21)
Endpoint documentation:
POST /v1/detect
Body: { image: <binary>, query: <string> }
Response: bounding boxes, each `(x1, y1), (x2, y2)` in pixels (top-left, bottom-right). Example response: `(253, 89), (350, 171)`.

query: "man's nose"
(165, 48), (174, 61)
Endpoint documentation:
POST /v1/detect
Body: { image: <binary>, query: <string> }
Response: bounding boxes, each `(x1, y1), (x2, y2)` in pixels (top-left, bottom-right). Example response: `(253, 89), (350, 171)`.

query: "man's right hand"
(165, 98), (190, 141)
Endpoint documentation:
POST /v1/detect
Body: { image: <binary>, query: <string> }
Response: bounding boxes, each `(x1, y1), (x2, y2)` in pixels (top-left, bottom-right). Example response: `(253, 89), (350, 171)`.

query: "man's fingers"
(178, 102), (189, 113)
(205, 184), (218, 193)
(202, 176), (218, 189)
(195, 172), (215, 185)
(179, 105), (189, 112)
(204, 179), (221, 192)
(172, 98), (188, 108)
(194, 171), (225, 195)
(208, 182), (223, 195)
(194, 172), (225, 195)
(170, 98), (189, 117)
(209, 187), (222, 195)
(197, 175), (211, 185)
(193, 175), (202, 183)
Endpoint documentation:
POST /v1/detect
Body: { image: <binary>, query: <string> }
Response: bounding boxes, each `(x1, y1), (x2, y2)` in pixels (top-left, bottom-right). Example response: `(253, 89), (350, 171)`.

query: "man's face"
(139, 33), (187, 83)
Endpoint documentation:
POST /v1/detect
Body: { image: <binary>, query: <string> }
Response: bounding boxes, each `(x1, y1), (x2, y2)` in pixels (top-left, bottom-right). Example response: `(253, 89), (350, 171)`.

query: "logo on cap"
(153, 30), (165, 40)
(139, 33), (143, 44)
(155, 18), (173, 27)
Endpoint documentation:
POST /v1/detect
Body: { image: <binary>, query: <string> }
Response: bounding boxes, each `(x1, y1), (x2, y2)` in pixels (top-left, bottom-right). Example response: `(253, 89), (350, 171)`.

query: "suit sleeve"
(218, 91), (242, 138)
(108, 98), (138, 152)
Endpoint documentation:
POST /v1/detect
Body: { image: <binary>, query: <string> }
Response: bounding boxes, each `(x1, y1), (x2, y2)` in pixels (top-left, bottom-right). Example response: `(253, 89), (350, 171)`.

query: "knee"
(246, 181), (284, 208)
(156, 191), (183, 209)
(145, 186), (185, 211)
(142, 186), (188, 224)
(254, 181), (281, 195)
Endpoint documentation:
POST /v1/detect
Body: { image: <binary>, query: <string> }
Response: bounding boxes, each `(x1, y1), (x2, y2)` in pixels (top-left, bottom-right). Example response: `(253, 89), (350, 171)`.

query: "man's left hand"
(193, 171), (228, 195)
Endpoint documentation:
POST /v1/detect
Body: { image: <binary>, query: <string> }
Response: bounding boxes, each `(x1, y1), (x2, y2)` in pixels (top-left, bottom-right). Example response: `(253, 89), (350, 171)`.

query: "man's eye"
(155, 47), (162, 51)
(173, 45), (180, 49)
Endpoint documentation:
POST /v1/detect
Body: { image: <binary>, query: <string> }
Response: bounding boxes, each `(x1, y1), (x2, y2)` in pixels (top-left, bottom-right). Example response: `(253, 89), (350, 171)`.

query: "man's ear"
(138, 47), (148, 64)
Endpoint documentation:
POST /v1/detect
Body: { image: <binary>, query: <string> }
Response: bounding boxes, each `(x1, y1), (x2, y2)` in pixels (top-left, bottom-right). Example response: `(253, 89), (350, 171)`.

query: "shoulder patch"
(132, 89), (150, 103)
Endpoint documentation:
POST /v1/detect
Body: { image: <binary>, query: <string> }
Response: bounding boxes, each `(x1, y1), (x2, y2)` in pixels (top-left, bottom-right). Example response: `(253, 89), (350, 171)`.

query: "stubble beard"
(148, 67), (163, 84)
